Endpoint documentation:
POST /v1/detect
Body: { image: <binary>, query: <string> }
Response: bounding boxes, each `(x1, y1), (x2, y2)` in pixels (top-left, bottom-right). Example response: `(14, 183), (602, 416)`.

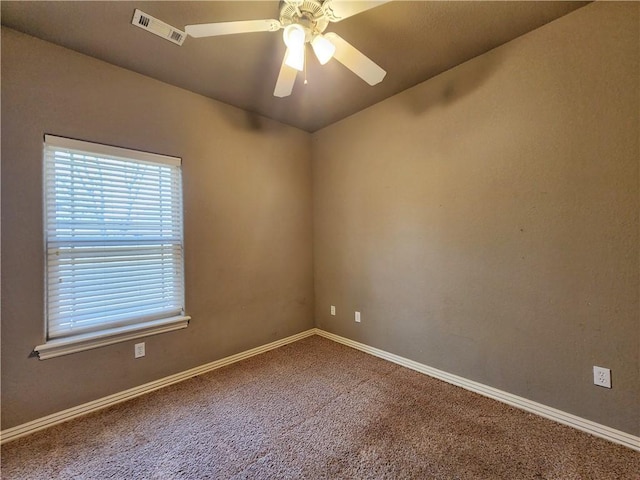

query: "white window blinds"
(44, 135), (185, 340)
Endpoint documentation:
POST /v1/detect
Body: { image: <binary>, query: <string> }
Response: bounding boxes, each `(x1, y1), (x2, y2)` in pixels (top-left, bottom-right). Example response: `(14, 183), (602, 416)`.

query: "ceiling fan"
(184, 0), (390, 97)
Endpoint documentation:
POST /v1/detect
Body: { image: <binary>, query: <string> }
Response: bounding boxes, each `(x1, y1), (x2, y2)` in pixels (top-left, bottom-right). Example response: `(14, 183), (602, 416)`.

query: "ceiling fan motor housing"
(280, 0), (329, 41)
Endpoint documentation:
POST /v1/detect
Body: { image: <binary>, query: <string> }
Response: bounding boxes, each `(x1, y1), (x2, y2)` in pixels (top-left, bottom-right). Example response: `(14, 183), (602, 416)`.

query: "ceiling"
(1, 1), (588, 132)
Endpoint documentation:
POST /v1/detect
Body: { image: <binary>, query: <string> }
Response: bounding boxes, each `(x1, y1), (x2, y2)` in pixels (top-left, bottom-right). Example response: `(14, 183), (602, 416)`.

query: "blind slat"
(48, 195), (181, 210)
(48, 266), (183, 285)
(50, 292), (181, 317)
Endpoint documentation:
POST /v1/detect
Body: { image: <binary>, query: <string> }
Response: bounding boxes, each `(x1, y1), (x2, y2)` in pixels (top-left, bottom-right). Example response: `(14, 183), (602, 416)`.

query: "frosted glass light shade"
(285, 47), (305, 71)
(283, 24), (306, 49)
(283, 24), (306, 72)
(311, 35), (336, 65)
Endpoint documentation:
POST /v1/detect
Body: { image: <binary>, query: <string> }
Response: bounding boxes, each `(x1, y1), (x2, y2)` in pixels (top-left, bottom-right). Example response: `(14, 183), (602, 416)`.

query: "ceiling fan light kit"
(283, 24), (307, 71)
(180, 0), (389, 97)
(283, 23), (306, 49)
(311, 34), (336, 65)
(284, 46), (305, 72)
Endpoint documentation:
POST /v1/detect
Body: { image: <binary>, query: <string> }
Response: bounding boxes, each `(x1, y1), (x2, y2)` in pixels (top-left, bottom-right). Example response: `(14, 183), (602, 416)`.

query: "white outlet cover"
(330, 305), (336, 316)
(593, 366), (611, 388)
(135, 342), (146, 358)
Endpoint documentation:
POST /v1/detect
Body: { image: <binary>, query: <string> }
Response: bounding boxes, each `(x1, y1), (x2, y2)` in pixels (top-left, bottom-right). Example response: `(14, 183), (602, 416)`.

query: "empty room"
(1, 1), (638, 478)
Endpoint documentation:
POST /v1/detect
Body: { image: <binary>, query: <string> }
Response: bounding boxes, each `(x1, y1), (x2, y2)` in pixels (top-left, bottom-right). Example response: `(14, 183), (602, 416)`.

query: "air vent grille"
(138, 14), (150, 28)
(131, 9), (186, 46)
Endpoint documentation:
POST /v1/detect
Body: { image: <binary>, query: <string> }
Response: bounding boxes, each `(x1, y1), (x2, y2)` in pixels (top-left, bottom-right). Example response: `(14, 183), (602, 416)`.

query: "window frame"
(35, 135), (189, 360)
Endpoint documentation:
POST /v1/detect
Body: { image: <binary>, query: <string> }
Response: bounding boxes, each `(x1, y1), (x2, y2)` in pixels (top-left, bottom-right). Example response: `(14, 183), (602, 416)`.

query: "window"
(35, 135), (189, 359)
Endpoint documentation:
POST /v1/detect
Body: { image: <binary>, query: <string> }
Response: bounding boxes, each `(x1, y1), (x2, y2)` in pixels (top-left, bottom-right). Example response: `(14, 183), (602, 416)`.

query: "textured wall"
(1, 28), (314, 429)
(312, 2), (639, 435)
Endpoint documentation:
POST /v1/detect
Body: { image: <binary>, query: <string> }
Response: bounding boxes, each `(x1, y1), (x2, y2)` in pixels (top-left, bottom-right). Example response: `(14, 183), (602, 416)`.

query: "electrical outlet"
(593, 366), (611, 388)
(355, 311), (361, 323)
(330, 305), (336, 316)
(135, 342), (146, 358)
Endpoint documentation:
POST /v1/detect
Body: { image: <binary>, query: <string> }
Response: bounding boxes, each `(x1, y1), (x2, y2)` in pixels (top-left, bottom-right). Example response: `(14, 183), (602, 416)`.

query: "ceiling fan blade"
(324, 33), (386, 86)
(274, 49), (298, 97)
(185, 19), (281, 38)
(323, 0), (391, 22)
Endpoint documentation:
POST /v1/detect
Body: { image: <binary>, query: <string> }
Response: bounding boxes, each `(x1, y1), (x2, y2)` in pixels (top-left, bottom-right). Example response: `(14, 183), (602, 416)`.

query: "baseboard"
(3, 327), (638, 452)
(0, 328), (316, 445)
(314, 328), (640, 452)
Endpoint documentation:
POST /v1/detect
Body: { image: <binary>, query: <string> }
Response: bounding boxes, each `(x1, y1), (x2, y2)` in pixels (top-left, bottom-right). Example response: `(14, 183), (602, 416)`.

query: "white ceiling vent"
(132, 9), (185, 46)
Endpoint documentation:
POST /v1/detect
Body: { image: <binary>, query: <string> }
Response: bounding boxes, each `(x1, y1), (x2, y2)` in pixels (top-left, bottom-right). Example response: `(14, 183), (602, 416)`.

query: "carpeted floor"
(1, 335), (638, 479)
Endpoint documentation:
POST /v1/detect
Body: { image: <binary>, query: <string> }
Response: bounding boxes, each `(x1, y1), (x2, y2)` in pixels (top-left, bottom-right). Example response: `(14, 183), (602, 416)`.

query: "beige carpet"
(1, 335), (638, 479)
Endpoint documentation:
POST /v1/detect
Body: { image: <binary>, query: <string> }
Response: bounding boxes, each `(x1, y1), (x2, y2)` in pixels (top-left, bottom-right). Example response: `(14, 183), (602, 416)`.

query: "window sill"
(34, 315), (190, 360)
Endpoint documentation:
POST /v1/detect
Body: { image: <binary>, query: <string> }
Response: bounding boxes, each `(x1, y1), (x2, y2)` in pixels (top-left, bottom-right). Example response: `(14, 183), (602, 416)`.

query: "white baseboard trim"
(0, 328), (316, 445)
(3, 327), (638, 452)
(314, 328), (640, 452)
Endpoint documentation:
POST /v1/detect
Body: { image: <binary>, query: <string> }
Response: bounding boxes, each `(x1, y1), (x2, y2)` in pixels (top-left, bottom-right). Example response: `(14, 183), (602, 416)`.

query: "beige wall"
(1, 28), (314, 429)
(312, 2), (639, 435)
